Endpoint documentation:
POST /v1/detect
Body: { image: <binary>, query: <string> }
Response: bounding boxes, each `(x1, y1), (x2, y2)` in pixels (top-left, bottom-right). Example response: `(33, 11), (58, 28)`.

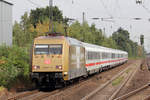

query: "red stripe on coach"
(86, 58), (127, 67)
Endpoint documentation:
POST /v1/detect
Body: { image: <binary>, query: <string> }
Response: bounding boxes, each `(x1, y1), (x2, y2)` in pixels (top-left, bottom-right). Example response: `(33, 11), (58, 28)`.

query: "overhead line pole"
(82, 12), (85, 24)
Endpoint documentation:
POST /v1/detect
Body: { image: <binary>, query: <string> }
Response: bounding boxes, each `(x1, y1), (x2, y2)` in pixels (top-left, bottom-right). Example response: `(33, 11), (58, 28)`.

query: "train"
(30, 35), (128, 88)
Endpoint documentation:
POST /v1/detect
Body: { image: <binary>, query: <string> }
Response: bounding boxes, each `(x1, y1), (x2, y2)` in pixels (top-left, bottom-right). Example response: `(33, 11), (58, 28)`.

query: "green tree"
(21, 12), (33, 44)
(0, 45), (29, 88)
(112, 27), (141, 57)
(30, 6), (63, 28)
(13, 21), (24, 46)
(13, 12), (36, 47)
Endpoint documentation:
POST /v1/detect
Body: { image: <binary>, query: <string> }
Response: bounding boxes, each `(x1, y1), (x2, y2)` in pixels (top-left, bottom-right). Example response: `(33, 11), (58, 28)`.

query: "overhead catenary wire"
(141, 5), (150, 14)
(136, 0), (150, 15)
(97, 0), (113, 18)
(27, 0), (41, 7)
(93, 0), (150, 22)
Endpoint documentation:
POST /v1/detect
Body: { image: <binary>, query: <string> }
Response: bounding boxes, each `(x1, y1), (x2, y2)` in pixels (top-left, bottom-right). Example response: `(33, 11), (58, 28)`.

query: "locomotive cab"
(31, 36), (69, 87)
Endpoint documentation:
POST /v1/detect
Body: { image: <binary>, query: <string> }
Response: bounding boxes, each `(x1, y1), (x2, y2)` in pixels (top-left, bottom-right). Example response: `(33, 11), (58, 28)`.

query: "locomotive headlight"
(56, 65), (62, 70)
(32, 65), (40, 70)
(64, 72), (68, 75)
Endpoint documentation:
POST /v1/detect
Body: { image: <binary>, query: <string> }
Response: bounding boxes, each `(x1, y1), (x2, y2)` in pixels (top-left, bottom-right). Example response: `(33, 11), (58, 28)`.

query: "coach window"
(100, 52), (102, 59)
(102, 52), (105, 59)
(88, 52), (94, 60)
(119, 54), (121, 58)
(105, 53), (107, 59)
(94, 52), (98, 59)
(114, 53), (116, 58)
(115, 54), (117, 58)
(95, 52), (99, 59)
(103, 52), (107, 59)
(88, 52), (90, 60)
(108, 53), (110, 59)
(96, 52), (98, 59)
(93, 52), (95, 59)
(91, 52), (94, 59)
(106, 53), (109, 59)
(98, 52), (100, 59)
(95, 52), (97, 59)
(88, 52), (91, 60)
(111, 53), (113, 58)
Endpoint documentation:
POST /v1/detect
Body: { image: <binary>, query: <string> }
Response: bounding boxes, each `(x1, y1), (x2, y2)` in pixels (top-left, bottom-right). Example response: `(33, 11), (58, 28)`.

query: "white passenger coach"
(83, 42), (128, 74)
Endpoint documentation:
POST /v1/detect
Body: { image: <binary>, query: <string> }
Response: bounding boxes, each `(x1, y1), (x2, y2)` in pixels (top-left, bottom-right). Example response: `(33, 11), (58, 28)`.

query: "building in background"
(0, 0), (13, 46)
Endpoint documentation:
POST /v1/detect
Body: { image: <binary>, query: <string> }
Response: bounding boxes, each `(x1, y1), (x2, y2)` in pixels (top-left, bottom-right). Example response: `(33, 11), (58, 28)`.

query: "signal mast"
(136, 0), (143, 4)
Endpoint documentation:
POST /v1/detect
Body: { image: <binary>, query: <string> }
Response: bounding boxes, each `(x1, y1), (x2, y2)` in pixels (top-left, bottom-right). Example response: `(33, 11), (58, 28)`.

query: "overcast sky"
(7, 0), (150, 52)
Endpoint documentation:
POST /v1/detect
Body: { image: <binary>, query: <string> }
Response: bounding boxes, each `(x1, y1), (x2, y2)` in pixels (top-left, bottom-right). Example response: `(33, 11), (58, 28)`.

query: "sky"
(6, 0), (150, 52)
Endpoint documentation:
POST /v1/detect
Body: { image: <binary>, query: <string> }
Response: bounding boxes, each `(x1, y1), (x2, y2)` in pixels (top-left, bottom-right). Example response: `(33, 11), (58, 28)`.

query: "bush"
(0, 45), (30, 88)
(0, 86), (4, 91)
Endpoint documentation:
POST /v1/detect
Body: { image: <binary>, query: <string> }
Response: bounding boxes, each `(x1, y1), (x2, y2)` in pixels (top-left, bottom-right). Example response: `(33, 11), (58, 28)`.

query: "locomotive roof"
(66, 37), (83, 46)
(35, 36), (65, 39)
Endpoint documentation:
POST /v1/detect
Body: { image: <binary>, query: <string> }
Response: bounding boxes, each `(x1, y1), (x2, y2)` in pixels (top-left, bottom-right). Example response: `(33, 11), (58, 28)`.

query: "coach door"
(68, 45), (86, 80)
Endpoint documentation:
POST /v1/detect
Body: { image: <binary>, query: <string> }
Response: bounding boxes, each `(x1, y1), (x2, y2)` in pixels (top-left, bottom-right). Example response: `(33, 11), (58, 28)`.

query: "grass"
(0, 86), (4, 92)
(128, 57), (145, 60)
(126, 68), (131, 74)
(112, 76), (124, 86)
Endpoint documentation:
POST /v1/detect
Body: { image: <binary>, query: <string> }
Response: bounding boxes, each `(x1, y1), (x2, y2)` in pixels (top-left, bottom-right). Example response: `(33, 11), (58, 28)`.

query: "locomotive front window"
(35, 45), (49, 54)
(49, 45), (62, 54)
(34, 44), (62, 55)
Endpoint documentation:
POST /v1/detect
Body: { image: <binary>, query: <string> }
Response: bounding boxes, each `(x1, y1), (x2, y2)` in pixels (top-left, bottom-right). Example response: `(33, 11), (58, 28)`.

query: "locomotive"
(30, 35), (128, 87)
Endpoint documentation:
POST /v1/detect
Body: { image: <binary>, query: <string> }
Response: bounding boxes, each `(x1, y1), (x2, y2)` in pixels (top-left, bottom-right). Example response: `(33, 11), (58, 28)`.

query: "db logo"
(44, 60), (51, 64)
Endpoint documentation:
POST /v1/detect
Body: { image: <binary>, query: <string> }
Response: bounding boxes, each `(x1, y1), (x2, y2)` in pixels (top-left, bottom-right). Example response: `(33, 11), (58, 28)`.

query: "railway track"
(8, 89), (61, 100)
(8, 78), (93, 100)
(114, 83), (150, 100)
(8, 90), (39, 100)
(147, 57), (150, 70)
(7, 73), (95, 100)
(81, 60), (141, 100)
(144, 95), (150, 100)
